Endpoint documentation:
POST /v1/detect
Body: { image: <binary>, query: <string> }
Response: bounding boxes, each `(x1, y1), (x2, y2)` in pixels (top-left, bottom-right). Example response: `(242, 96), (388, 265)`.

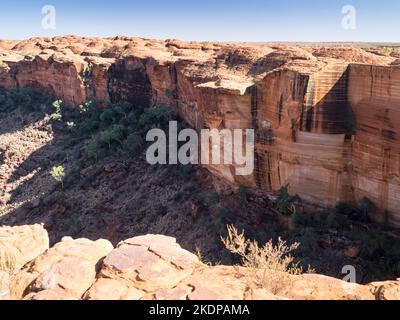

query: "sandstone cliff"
(1, 36), (400, 226)
(1, 224), (399, 300)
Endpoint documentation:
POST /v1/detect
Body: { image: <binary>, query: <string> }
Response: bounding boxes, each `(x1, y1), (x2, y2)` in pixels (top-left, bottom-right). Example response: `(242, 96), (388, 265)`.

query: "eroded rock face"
(1, 36), (400, 225)
(0, 226), (398, 300)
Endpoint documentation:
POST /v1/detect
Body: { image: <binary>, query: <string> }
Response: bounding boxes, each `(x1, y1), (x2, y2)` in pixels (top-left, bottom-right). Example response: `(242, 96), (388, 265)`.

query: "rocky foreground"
(0, 224), (399, 300)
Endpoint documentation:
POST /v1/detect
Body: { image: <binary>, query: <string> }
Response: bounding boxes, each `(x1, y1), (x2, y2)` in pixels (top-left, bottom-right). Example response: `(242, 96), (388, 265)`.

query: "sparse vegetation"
(0, 241), (17, 275)
(50, 166), (66, 189)
(60, 101), (175, 164)
(164, 88), (178, 99)
(275, 184), (297, 215)
(49, 100), (63, 121)
(222, 225), (303, 294)
(355, 228), (400, 277)
(238, 185), (248, 204)
(0, 86), (54, 114)
(100, 124), (124, 149)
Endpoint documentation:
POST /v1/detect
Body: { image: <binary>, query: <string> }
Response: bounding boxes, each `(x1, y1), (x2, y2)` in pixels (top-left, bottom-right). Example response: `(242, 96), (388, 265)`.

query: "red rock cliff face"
(1, 37), (399, 226)
(348, 65), (400, 226)
(253, 64), (354, 208)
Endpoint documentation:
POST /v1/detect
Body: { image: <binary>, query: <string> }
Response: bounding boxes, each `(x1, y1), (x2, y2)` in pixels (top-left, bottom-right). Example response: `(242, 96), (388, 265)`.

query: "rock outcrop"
(0, 225), (398, 300)
(0, 224), (49, 298)
(1, 37), (400, 226)
(10, 236), (113, 300)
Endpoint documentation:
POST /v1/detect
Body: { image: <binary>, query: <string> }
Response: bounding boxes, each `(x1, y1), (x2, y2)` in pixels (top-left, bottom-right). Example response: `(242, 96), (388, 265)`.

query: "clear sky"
(0, 0), (399, 42)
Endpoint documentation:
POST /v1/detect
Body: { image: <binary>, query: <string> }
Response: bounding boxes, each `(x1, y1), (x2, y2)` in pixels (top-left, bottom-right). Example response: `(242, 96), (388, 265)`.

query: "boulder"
(86, 235), (201, 297)
(10, 237), (113, 300)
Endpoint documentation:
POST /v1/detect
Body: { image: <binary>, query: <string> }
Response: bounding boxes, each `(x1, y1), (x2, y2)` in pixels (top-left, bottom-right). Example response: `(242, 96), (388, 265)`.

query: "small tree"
(276, 184), (297, 215)
(49, 100), (63, 121)
(358, 197), (375, 222)
(100, 124), (124, 150)
(50, 165), (65, 189)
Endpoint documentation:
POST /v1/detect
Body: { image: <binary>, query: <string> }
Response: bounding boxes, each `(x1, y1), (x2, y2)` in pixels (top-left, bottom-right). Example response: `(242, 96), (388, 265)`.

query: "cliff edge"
(1, 224), (399, 300)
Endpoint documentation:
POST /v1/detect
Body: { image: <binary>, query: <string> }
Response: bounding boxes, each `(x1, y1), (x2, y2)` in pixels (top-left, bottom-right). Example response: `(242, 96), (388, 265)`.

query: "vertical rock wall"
(2, 49), (400, 227)
(348, 65), (400, 226)
(252, 64), (355, 207)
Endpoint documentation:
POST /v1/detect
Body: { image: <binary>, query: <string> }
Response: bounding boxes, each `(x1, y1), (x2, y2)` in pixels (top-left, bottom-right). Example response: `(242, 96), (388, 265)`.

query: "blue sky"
(0, 0), (399, 42)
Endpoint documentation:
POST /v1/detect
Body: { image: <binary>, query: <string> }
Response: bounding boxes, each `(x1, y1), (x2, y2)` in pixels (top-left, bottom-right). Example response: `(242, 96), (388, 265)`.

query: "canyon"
(1, 36), (400, 227)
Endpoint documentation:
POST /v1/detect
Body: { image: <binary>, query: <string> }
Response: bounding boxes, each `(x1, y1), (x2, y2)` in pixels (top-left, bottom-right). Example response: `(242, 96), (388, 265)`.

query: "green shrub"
(122, 132), (145, 156)
(50, 165), (65, 189)
(357, 197), (375, 222)
(336, 199), (374, 222)
(238, 185), (248, 204)
(276, 185), (297, 215)
(292, 212), (313, 229)
(48, 100), (63, 121)
(208, 192), (221, 205)
(78, 100), (98, 114)
(164, 88), (178, 99)
(335, 201), (357, 216)
(356, 228), (400, 276)
(100, 124), (125, 149)
(138, 104), (174, 133)
(66, 121), (76, 130)
(98, 102), (134, 126)
(0, 87), (54, 114)
(84, 137), (103, 162)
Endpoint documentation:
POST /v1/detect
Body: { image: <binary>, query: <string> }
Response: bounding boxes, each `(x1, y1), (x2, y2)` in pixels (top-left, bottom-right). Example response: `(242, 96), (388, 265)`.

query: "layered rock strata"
(1, 37), (400, 225)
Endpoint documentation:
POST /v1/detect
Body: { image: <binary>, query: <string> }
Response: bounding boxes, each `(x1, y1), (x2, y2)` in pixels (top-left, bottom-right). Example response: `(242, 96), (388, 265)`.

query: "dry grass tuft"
(0, 241), (18, 275)
(222, 225), (303, 294)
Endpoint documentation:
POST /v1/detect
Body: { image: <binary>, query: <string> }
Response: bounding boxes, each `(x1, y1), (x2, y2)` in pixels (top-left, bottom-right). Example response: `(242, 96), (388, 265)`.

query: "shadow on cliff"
(302, 68), (356, 136)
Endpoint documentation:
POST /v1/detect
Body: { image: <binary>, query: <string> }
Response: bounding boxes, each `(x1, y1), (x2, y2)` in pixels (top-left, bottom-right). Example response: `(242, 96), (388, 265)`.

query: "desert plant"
(335, 201), (357, 216)
(194, 247), (213, 267)
(121, 132), (145, 155)
(358, 197), (375, 222)
(138, 104), (173, 133)
(84, 138), (99, 162)
(66, 121), (76, 130)
(49, 100), (63, 121)
(208, 192), (221, 205)
(50, 165), (66, 189)
(0, 87), (54, 114)
(100, 124), (125, 149)
(78, 100), (97, 114)
(275, 184), (297, 215)
(0, 241), (17, 275)
(238, 185), (248, 204)
(221, 225), (302, 294)
(164, 88), (178, 99)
